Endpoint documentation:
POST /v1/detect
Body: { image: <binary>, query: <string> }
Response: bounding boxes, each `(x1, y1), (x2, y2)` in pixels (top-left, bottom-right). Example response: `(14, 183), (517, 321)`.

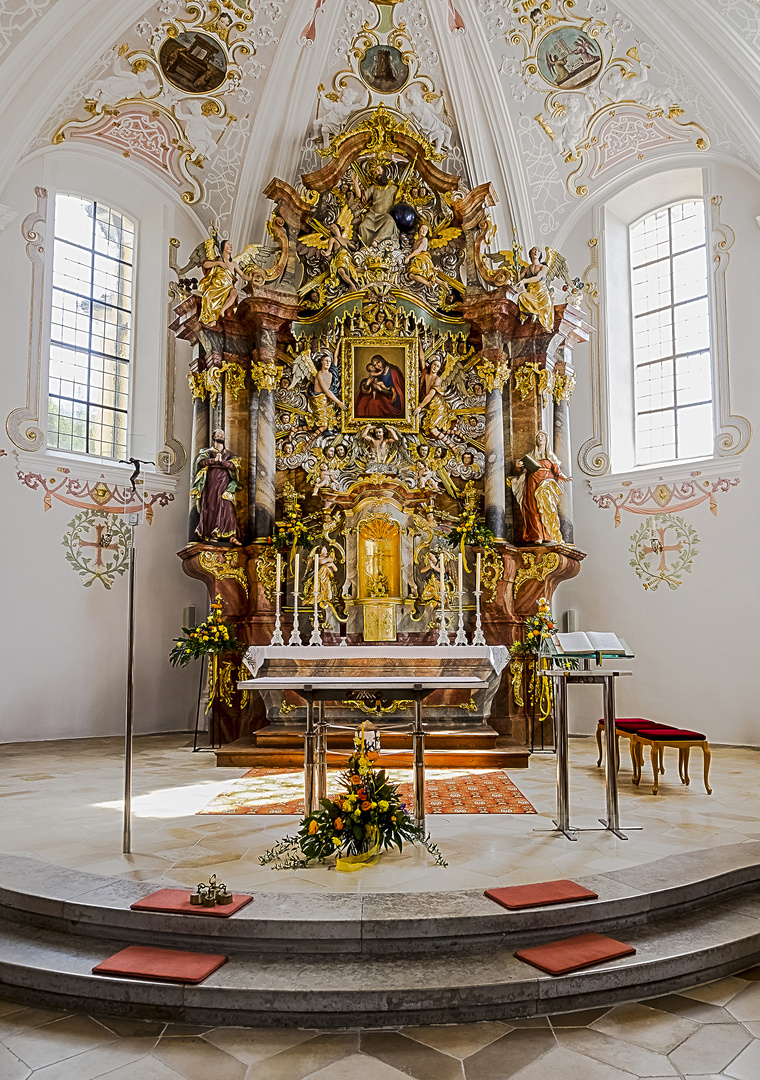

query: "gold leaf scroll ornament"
(513, 551), (561, 597)
(198, 550), (249, 596)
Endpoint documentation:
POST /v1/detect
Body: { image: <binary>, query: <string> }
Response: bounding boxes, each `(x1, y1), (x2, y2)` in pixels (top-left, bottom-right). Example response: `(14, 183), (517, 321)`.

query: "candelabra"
(454, 584), (468, 646)
(436, 596), (450, 646)
(309, 573), (323, 646)
(472, 590), (486, 645)
(288, 587), (302, 646)
(270, 562), (285, 646)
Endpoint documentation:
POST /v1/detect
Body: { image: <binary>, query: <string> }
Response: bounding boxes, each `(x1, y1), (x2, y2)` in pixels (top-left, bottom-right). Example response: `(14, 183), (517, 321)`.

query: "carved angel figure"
(550, 93), (594, 160)
(175, 99), (228, 165)
(189, 231), (274, 326)
(399, 84), (450, 153)
(91, 50), (156, 106)
(312, 83), (367, 149)
(415, 350), (469, 440)
(299, 205), (362, 290)
(289, 348), (346, 434)
(486, 244), (570, 332)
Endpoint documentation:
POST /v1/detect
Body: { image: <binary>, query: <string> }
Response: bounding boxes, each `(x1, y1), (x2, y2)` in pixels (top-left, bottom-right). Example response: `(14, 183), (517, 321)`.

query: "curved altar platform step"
(2, 845), (760, 1027)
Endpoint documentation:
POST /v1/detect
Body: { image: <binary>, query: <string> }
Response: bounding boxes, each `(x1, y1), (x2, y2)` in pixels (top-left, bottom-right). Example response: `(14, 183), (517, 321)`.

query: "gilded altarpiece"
(171, 1), (591, 749)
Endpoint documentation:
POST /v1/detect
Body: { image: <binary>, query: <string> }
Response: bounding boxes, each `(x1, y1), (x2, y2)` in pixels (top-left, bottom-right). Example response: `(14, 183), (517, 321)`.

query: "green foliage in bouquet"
(259, 730), (447, 870)
(168, 610), (242, 667)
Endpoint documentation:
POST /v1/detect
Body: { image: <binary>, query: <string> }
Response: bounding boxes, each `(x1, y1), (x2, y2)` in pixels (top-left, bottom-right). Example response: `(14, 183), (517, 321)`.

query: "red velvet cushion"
(515, 932), (636, 976)
(93, 945), (227, 983)
(615, 722), (659, 732)
(635, 727), (706, 741)
(485, 880), (598, 910)
(598, 718), (659, 727)
(131, 889), (253, 918)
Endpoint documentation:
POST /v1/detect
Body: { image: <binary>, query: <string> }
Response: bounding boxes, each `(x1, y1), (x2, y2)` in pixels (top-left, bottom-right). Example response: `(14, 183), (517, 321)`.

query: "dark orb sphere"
(391, 202), (417, 233)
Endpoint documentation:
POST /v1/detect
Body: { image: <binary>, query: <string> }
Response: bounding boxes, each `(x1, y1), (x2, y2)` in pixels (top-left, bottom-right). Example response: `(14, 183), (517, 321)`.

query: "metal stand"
(289, 588), (302, 646)
(122, 518), (137, 854)
(436, 595), (450, 646)
(413, 693), (426, 832)
(535, 668), (639, 841)
(303, 693), (318, 815)
(454, 588), (468, 646)
(309, 569), (322, 646)
(192, 654), (219, 752)
(316, 700), (327, 806)
(472, 590), (486, 646)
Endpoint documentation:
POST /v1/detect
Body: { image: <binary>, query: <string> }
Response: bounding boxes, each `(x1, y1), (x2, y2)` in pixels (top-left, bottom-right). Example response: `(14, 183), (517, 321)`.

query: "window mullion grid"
(86, 202), (96, 455)
(668, 206), (678, 460)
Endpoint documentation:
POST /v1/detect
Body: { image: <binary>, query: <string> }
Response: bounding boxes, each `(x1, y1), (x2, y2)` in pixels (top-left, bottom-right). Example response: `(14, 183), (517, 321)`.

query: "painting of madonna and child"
(350, 345), (411, 426)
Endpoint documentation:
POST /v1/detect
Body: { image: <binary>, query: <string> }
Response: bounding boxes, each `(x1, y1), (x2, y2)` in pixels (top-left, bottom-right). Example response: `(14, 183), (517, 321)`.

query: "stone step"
(214, 741), (530, 768)
(251, 723), (502, 751)
(2, 892), (760, 1028)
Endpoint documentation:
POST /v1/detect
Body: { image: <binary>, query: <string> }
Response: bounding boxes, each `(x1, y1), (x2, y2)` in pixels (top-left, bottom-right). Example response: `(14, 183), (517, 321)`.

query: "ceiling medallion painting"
(51, 1), (255, 206)
(504, 0), (710, 197)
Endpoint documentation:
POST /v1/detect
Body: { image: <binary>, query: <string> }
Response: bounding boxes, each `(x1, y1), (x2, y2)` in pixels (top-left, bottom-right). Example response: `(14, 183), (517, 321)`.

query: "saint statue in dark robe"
(191, 429), (241, 544)
(354, 353), (405, 419)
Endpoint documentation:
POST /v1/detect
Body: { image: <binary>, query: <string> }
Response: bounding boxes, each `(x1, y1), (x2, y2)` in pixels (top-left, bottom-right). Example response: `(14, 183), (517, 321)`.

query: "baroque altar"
(169, 1), (591, 754)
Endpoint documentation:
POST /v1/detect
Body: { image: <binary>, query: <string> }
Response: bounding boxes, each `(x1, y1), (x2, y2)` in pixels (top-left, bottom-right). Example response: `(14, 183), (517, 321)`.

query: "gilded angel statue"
(404, 220), (461, 289)
(289, 347), (347, 434)
(414, 347), (470, 443)
(179, 228), (276, 326)
(486, 241), (570, 332)
(299, 205), (362, 290)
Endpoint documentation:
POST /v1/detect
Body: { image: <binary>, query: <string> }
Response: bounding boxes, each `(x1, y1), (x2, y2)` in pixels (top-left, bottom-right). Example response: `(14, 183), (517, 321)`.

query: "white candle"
(476, 552), (481, 594)
(275, 552), (281, 597)
(294, 553), (300, 597)
(439, 553), (445, 600)
(458, 552), (463, 593)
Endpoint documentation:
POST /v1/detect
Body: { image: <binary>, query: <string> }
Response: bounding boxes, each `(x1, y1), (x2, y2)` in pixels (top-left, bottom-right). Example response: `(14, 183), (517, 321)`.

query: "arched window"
(629, 200), (713, 466)
(47, 194), (135, 459)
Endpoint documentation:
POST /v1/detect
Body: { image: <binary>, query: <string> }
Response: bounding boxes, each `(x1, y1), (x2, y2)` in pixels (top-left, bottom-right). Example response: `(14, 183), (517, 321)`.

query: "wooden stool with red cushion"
(595, 718), (661, 772)
(631, 726), (712, 796)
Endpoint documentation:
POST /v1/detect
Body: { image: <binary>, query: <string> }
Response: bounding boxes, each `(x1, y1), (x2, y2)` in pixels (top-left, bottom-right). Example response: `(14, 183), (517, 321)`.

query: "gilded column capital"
(251, 361), (281, 393)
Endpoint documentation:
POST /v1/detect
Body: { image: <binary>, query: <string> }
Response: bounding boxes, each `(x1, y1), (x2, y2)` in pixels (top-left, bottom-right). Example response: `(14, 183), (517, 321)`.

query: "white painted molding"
(5, 185), (47, 451)
(588, 456), (741, 497)
(15, 448), (180, 494)
(0, 203), (17, 231)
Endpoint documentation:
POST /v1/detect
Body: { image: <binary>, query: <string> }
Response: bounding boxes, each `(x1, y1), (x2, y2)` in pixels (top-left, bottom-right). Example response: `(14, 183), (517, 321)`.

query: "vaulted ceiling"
(2, 0), (759, 249)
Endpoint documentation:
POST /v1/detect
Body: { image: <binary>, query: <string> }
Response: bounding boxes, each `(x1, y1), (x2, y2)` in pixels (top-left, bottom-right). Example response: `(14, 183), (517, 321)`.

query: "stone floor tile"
(91, 1057), (188, 1080)
(360, 1031), (463, 1080)
(2, 1014), (116, 1070)
(510, 1046), (637, 1079)
(400, 1021), (510, 1059)
(556, 1028), (678, 1076)
(0, 1007), (71, 1041)
(93, 1017), (166, 1039)
(735, 965), (760, 981)
(463, 1028), (557, 1079)
(726, 980), (760, 1020)
(202, 1027), (315, 1065)
(240, 1033), (358, 1080)
(723, 1037), (760, 1079)
(644, 993), (734, 1023)
(299, 1051), (422, 1080)
(152, 1036), (247, 1080)
(547, 1008), (611, 1027)
(160, 1023), (214, 1036)
(27, 1036), (157, 1080)
(0, 1043), (31, 1080)
(591, 1003), (698, 1054)
(681, 977), (748, 1005)
(668, 1022), (752, 1074)
(0, 999), (26, 1020)
(738, 1021), (760, 1037)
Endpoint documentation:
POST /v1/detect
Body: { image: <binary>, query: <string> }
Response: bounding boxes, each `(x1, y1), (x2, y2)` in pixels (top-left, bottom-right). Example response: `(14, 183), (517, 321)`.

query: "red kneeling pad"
(636, 727), (706, 740)
(131, 889), (253, 918)
(515, 932), (636, 975)
(92, 945), (228, 983)
(485, 880), (598, 910)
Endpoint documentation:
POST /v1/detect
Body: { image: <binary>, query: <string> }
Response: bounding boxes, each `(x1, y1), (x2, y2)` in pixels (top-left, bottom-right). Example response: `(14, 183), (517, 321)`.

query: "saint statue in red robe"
(191, 429), (241, 544)
(510, 430), (569, 545)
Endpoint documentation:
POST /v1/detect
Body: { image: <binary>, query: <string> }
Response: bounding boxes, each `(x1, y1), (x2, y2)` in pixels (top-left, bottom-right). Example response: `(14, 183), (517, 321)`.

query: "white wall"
(0, 148), (207, 743)
(556, 161), (760, 745)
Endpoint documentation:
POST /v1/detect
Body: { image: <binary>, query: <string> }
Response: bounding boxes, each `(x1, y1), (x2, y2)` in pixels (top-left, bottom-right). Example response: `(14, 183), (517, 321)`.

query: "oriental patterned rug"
(198, 767), (537, 816)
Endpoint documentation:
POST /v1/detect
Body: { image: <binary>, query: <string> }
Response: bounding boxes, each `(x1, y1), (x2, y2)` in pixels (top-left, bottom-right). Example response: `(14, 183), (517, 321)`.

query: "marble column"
(248, 377), (260, 540)
(188, 384), (209, 543)
(485, 387), (506, 541)
(254, 328), (277, 539)
(554, 392), (574, 545)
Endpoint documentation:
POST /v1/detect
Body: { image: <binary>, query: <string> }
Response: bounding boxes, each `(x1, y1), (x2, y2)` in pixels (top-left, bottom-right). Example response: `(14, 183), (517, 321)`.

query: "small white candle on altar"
(439, 553), (445, 600)
(275, 552), (281, 597)
(294, 553), (300, 597)
(458, 552), (463, 593)
(476, 552), (481, 594)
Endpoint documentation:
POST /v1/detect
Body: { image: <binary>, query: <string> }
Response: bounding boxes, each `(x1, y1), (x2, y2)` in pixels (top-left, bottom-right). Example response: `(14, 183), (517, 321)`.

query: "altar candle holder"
(270, 552), (285, 646)
(289, 553), (302, 646)
(309, 561), (323, 647)
(454, 587), (468, 646)
(472, 590), (487, 646)
(436, 553), (450, 647)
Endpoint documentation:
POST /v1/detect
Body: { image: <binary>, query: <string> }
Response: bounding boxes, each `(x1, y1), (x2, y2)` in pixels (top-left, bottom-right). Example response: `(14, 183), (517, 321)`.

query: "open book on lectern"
(551, 631), (626, 655)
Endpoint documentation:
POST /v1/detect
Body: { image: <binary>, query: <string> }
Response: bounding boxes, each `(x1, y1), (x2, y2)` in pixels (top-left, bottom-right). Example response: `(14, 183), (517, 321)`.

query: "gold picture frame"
(341, 335), (418, 433)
